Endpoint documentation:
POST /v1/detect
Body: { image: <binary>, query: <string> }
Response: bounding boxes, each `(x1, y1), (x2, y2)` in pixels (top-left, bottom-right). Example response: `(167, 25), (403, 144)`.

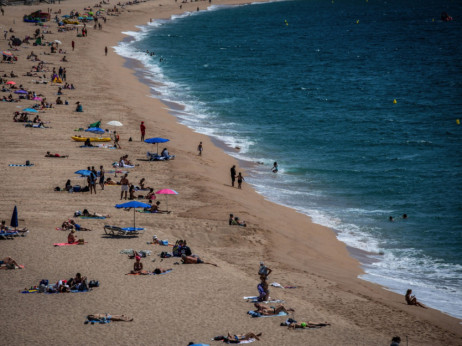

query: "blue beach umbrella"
(10, 206), (18, 230)
(144, 137), (170, 154)
(75, 169), (92, 177)
(22, 108), (38, 113)
(115, 201), (151, 229)
(85, 127), (105, 134)
(14, 90), (28, 94)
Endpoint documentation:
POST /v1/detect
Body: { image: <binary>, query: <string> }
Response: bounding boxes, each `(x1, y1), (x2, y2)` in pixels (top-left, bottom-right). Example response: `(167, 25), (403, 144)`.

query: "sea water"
(115, 0), (462, 319)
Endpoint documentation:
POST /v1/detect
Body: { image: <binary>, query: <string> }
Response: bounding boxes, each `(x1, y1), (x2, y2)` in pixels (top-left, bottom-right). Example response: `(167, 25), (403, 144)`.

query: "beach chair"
(103, 225), (144, 237)
(0, 230), (19, 239)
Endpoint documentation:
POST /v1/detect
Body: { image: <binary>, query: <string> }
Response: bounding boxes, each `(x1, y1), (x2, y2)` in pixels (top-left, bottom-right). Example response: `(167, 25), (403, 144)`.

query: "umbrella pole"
(133, 208), (136, 229)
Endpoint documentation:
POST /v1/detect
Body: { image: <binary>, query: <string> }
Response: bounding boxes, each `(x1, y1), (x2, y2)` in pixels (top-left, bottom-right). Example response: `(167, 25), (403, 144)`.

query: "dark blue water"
(116, 0), (462, 318)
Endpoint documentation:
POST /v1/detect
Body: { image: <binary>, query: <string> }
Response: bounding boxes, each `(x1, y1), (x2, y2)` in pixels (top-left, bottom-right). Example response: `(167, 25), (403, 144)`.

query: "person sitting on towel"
(252, 303), (293, 316)
(131, 256), (149, 275)
(257, 279), (269, 302)
(68, 229), (78, 244)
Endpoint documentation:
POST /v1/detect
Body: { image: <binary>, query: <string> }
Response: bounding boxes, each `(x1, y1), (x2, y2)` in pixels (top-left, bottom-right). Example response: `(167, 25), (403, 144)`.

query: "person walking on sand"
(105, 46), (108, 56)
(140, 121), (146, 141)
(113, 130), (121, 149)
(99, 165), (105, 190)
(230, 165), (236, 187)
(197, 141), (203, 156)
(237, 172), (244, 189)
(71, 40), (74, 51)
(120, 174), (129, 200)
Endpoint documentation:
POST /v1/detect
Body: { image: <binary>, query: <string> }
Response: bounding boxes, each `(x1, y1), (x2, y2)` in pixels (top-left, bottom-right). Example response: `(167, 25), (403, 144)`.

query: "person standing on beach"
(230, 165), (236, 187)
(120, 174), (129, 200)
(140, 121), (146, 141)
(71, 40), (74, 51)
(237, 172), (244, 189)
(197, 141), (203, 156)
(105, 46), (108, 56)
(113, 130), (121, 149)
(99, 165), (105, 190)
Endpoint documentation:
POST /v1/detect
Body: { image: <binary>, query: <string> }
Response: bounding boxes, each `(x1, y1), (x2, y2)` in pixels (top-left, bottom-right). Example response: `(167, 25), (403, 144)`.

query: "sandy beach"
(0, 0), (461, 345)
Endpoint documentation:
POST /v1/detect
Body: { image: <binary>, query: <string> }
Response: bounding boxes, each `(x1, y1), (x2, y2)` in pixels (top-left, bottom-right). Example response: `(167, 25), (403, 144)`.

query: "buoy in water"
(393, 99), (397, 104)
(457, 119), (460, 125)
(356, 19), (360, 24)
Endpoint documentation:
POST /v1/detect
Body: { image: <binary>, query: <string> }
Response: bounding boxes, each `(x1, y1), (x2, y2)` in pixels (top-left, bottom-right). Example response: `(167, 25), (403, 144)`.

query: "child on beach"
(237, 172), (244, 189)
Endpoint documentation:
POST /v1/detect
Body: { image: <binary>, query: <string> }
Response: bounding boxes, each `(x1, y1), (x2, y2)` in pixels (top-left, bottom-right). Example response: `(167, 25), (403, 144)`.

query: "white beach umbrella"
(107, 121), (123, 127)
(54, 40), (62, 44)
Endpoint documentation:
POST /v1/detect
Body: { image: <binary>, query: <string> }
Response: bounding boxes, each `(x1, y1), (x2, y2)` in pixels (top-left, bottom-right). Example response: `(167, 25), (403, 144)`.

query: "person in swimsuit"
(120, 174), (129, 200)
(214, 332), (262, 343)
(152, 268), (172, 274)
(253, 303), (293, 316)
(68, 229), (78, 244)
(285, 321), (330, 329)
(230, 165), (236, 187)
(99, 165), (105, 190)
(237, 172), (244, 189)
(86, 314), (133, 323)
(405, 289), (427, 308)
(181, 254), (218, 267)
(131, 256), (148, 275)
(0, 257), (22, 269)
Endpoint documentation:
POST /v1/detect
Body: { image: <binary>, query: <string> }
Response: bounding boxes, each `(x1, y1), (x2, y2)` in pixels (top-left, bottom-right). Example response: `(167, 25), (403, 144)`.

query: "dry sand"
(0, 1), (461, 345)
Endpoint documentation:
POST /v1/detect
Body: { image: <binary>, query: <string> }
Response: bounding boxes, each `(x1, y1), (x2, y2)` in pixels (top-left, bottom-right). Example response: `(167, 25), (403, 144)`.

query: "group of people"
(228, 213), (246, 227)
(230, 165), (245, 189)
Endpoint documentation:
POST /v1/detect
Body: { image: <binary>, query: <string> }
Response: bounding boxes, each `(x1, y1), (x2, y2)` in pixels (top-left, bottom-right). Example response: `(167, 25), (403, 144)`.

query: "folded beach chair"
(0, 230), (20, 239)
(147, 152), (166, 161)
(103, 225), (144, 237)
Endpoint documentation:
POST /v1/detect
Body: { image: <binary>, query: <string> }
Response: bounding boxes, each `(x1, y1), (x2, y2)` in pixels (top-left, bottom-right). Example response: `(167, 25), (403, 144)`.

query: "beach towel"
(53, 241), (87, 246)
(243, 296), (284, 304)
(9, 164), (34, 167)
(78, 216), (106, 219)
(21, 289), (89, 294)
(247, 310), (288, 318)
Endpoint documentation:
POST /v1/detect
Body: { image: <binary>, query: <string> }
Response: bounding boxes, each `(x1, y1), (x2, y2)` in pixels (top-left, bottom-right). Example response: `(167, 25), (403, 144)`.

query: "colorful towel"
(9, 164), (34, 167)
(53, 242), (86, 246)
(78, 216), (106, 219)
(247, 310), (288, 318)
(125, 270), (172, 276)
(21, 289), (89, 294)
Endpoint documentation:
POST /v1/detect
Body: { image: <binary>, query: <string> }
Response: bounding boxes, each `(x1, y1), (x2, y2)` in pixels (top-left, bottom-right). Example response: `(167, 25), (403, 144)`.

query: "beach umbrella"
(144, 137), (170, 155)
(22, 108), (38, 113)
(85, 127), (105, 134)
(2, 51), (13, 57)
(155, 189), (178, 212)
(6, 81), (16, 85)
(74, 169), (92, 177)
(10, 206), (18, 230)
(33, 96), (42, 101)
(115, 201), (151, 229)
(107, 120), (123, 127)
(14, 90), (28, 94)
(54, 40), (62, 44)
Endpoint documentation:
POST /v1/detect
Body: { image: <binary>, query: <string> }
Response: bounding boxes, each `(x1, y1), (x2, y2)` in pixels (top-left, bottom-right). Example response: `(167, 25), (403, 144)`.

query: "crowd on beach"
(0, 1), (438, 345)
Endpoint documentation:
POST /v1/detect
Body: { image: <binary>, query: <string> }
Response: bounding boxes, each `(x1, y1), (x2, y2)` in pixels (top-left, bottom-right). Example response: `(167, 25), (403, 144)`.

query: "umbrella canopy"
(54, 40), (62, 44)
(14, 90), (28, 94)
(6, 81), (16, 85)
(2, 51), (13, 57)
(144, 137), (170, 155)
(33, 96), (42, 101)
(115, 201), (151, 228)
(22, 108), (38, 113)
(10, 206), (18, 229)
(74, 169), (92, 177)
(85, 127), (105, 134)
(155, 189), (178, 212)
(107, 120), (123, 127)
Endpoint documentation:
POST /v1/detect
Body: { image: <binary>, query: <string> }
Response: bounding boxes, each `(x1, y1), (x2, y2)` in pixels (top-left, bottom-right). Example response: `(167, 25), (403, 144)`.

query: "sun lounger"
(104, 225), (144, 237)
(0, 230), (20, 239)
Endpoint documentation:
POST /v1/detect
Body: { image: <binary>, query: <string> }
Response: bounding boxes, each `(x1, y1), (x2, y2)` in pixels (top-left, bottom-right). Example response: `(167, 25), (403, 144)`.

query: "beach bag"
(89, 280), (99, 288)
(78, 238), (85, 245)
(73, 185), (81, 192)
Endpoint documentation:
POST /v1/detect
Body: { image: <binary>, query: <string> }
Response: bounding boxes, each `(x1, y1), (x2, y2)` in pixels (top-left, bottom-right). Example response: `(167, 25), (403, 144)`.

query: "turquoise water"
(115, 0), (462, 318)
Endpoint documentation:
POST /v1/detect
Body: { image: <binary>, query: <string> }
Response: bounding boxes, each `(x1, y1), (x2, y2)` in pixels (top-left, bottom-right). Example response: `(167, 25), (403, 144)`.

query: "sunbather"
(181, 254), (218, 267)
(214, 332), (262, 342)
(153, 267), (172, 274)
(81, 209), (109, 218)
(45, 151), (68, 158)
(68, 229), (78, 243)
(149, 201), (169, 214)
(86, 314), (133, 322)
(68, 272), (88, 290)
(69, 219), (92, 231)
(253, 303), (293, 315)
(0, 256), (22, 269)
(284, 320), (330, 329)
(405, 289), (427, 308)
(257, 280), (269, 302)
(131, 256), (149, 275)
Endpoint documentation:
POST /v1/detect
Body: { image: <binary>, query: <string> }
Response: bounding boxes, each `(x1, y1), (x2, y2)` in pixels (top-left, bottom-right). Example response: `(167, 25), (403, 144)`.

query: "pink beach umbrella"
(6, 81), (16, 85)
(155, 189), (178, 212)
(33, 96), (42, 101)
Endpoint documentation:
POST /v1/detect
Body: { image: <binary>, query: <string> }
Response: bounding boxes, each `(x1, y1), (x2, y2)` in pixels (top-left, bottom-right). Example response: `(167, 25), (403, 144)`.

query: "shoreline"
(1, 1), (461, 345)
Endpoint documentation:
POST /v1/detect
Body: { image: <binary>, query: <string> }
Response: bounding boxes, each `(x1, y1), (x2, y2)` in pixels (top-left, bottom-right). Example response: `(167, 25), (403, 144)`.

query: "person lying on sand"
(86, 314), (133, 323)
(181, 254), (218, 267)
(253, 303), (293, 316)
(405, 289), (427, 308)
(282, 320), (330, 329)
(153, 268), (172, 274)
(45, 151), (68, 158)
(0, 220), (28, 233)
(105, 177), (117, 185)
(69, 219), (92, 231)
(81, 209), (109, 218)
(229, 214), (246, 227)
(214, 332), (262, 342)
(148, 201), (170, 214)
(0, 257), (22, 269)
